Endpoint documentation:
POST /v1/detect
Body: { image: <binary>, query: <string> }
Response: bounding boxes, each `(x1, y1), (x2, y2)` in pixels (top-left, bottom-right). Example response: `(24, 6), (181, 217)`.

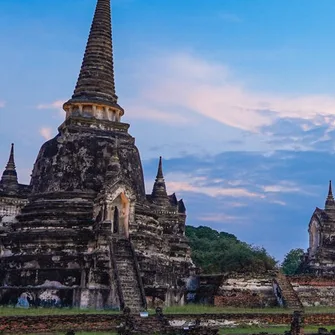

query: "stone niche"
(94, 184), (135, 239)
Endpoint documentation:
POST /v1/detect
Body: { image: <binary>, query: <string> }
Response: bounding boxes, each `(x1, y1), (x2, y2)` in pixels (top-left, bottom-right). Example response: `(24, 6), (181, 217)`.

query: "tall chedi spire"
(1, 143), (18, 191)
(63, 0), (124, 123)
(325, 180), (335, 211)
(152, 157), (169, 205)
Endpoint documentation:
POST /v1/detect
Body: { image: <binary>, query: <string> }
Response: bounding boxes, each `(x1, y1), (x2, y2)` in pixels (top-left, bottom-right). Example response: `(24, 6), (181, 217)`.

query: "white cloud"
(131, 52), (335, 134)
(166, 180), (262, 198)
(262, 181), (301, 194)
(39, 127), (53, 140)
(37, 100), (65, 118)
(127, 105), (190, 125)
(199, 214), (246, 223)
(37, 100), (64, 110)
(152, 171), (264, 199)
(271, 200), (287, 206)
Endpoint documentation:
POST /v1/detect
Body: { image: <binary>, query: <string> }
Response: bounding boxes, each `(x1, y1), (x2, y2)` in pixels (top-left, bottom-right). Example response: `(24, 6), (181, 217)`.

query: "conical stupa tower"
(1, 143), (18, 192)
(325, 180), (335, 212)
(151, 157), (169, 205)
(63, 0), (124, 121)
(1, 0), (146, 310)
(0, 0), (193, 310)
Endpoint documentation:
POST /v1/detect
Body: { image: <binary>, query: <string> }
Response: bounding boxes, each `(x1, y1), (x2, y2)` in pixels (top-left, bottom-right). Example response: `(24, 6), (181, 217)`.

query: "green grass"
(162, 305), (289, 314)
(219, 325), (335, 334)
(164, 305), (335, 314)
(219, 326), (289, 334)
(305, 306), (335, 314)
(4, 304), (335, 317)
(2, 305), (291, 316)
(0, 306), (120, 316)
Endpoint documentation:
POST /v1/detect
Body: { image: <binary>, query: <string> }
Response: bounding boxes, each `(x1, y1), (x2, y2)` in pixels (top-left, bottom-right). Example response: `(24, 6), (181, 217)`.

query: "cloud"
(271, 200), (286, 206)
(167, 180), (262, 198)
(37, 100), (65, 117)
(0, 101), (5, 108)
(127, 105), (190, 125)
(262, 181), (302, 193)
(199, 214), (246, 223)
(39, 127), (53, 140)
(130, 52), (335, 138)
(157, 171), (264, 199)
(37, 100), (64, 110)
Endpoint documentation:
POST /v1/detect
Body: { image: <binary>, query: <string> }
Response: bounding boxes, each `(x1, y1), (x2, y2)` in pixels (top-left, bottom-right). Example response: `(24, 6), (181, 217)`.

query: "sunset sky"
(2, 0), (335, 260)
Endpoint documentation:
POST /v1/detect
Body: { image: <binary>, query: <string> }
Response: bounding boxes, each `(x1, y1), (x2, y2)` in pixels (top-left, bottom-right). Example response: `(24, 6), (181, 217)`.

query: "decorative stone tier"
(59, 115), (129, 133)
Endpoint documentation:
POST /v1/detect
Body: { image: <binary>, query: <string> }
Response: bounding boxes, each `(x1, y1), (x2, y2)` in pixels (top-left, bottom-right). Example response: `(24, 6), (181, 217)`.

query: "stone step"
(274, 274), (303, 309)
(112, 240), (144, 312)
(123, 295), (142, 301)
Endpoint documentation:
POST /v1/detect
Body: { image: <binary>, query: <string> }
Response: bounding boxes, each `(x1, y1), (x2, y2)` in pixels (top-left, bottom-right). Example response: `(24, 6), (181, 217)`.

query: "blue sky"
(1, 0), (335, 261)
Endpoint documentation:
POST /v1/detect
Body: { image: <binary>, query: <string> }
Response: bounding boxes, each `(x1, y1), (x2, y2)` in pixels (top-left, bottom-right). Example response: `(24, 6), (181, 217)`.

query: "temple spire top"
(156, 156), (164, 179)
(152, 156), (169, 204)
(325, 180), (335, 210)
(63, 0), (124, 121)
(329, 180), (333, 197)
(1, 143), (18, 188)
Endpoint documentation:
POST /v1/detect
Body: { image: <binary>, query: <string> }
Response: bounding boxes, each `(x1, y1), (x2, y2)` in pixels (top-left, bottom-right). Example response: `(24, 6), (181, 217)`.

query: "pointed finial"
(152, 156), (168, 204)
(325, 180), (335, 210)
(63, 0), (124, 119)
(329, 180), (333, 197)
(156, 156), (164, 179)
(1, 143), (18, 189)
(7, 143), (15, 170)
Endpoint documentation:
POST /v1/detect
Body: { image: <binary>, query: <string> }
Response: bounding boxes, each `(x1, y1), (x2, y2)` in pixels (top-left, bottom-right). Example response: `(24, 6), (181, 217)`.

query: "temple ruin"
(0, 0), (194, 310)
(301, 180), (335, 274)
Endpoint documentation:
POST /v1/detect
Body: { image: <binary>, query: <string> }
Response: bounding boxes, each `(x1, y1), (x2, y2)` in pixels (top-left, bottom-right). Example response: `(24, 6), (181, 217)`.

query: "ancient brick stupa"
(303, 181), (335, 275)
(0, 0), (193, 310)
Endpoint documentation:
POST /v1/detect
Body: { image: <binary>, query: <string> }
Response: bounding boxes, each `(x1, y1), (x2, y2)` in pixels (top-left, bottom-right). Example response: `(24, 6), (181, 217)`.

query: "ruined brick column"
(290, 311), (304, 335)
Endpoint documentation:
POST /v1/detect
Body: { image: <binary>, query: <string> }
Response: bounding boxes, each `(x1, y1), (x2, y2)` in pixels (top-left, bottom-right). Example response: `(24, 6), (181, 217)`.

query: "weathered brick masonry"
(1, 312), (335, 334)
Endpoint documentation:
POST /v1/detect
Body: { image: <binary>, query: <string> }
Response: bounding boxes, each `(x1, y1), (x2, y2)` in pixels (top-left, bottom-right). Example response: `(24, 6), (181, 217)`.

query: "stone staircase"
(273, 272), (303, 310)
(112, 237), (146, 312)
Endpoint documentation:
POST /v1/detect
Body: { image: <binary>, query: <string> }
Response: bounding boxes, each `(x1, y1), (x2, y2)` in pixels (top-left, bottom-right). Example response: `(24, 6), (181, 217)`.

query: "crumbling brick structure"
(0, 0), (194, 311)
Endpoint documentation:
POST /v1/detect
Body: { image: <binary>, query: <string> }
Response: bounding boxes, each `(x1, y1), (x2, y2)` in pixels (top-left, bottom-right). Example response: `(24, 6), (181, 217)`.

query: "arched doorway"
(110, 192), (130, 238)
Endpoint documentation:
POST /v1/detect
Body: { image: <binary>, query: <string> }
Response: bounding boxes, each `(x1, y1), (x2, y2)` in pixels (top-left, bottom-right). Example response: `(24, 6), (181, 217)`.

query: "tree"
(281, 248), (305, 275)
(185, 225), (277, 274)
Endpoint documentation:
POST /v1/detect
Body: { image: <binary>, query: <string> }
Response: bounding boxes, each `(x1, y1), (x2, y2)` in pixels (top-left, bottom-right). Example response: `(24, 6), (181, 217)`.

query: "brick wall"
(1, 312), (335, 334)
(289, 276), (335, 307)
(215, 273), (277, 308)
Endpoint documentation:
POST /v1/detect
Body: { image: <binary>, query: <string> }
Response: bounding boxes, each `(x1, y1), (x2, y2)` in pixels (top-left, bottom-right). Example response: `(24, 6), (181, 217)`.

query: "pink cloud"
(166, 180), (263, 198)
(126, 105), (190, 125)
(39, 127), (53, 140)
(199, 214), (246, 223)
(37, 100), (65, 110)
(37, 100), (66, 118)
(262, 181), (302, 194)
(130, 52), (335, 133)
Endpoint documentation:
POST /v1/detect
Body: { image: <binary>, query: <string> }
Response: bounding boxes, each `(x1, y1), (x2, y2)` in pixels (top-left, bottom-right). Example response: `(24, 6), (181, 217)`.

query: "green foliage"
(185, 226), (277, 274)
(281, 248), (305, 275)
